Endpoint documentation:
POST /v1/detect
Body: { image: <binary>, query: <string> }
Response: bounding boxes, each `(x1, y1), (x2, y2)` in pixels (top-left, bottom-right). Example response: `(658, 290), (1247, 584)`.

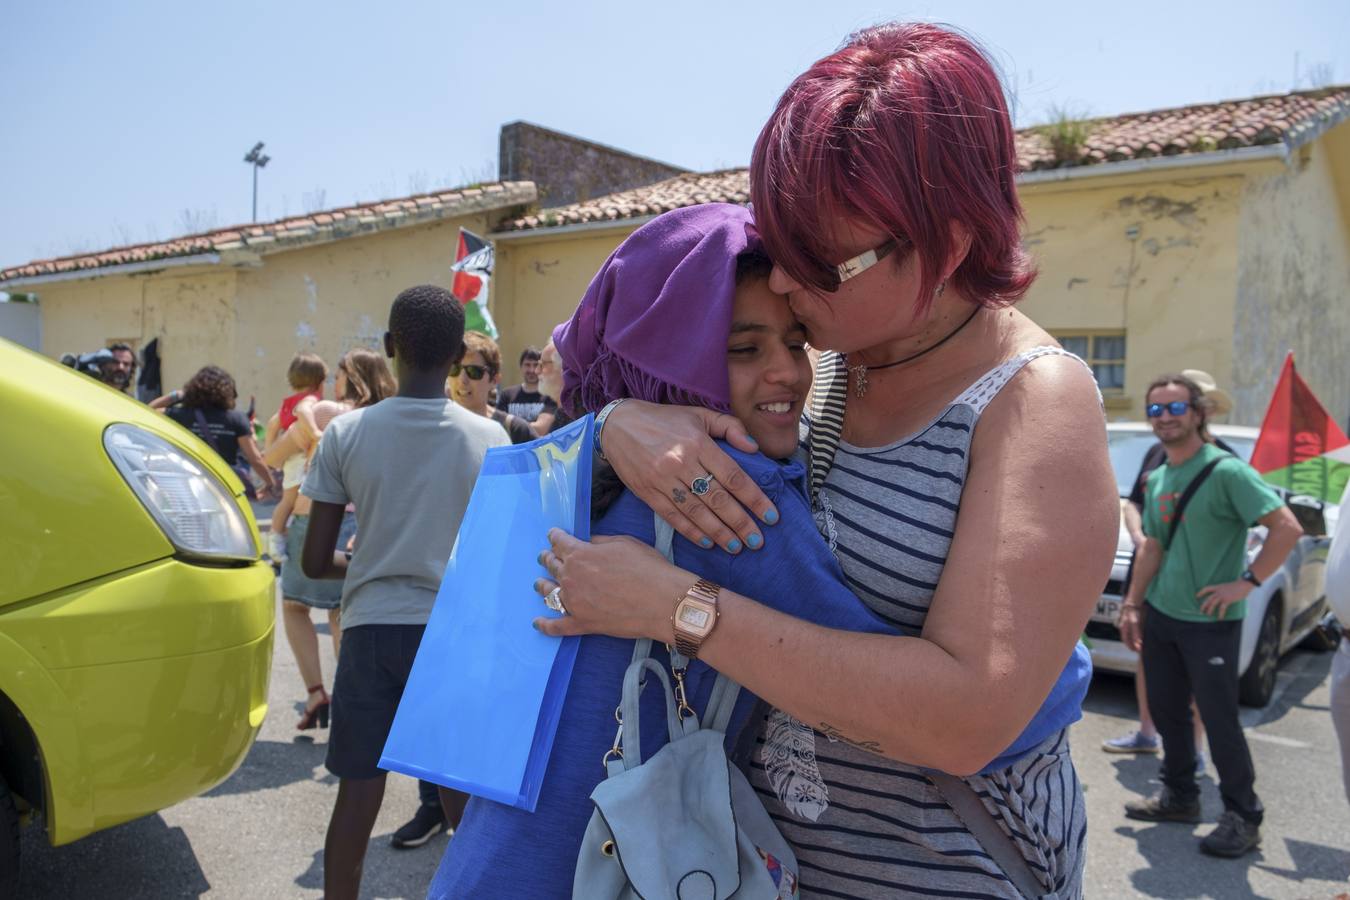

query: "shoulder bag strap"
(1163, 456), (1226, 552)
(928, 771), (1055, 899)
(808, 351), (848, 504)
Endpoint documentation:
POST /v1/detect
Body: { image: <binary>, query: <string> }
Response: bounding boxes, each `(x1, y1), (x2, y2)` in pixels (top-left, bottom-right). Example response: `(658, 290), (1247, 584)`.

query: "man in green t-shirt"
(1118, 374), (1302, 858)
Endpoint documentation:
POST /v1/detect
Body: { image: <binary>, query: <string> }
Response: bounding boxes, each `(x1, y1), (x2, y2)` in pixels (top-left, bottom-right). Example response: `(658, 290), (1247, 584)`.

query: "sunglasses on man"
(450, 363), (491, 381)
(1146, 401), (1193, 418)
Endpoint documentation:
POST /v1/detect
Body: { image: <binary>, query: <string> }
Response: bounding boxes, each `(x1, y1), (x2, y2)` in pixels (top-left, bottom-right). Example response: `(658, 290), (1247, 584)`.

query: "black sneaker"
(390, 804), (447, 849)
(1199, 810), (1261, 858)
(1123, 789), (1201, 823)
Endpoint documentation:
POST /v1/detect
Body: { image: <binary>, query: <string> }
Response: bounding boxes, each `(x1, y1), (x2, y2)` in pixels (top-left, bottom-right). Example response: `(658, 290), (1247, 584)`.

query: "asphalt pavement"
(17, 583), (1350, 898)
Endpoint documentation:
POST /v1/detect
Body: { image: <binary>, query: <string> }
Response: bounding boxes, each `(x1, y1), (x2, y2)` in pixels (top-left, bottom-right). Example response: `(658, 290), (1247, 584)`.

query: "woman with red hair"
(535, 23), (1117, 898)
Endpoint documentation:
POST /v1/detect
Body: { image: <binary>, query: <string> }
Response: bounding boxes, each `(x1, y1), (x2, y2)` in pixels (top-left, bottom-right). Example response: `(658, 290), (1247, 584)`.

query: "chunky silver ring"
(689, 473), (716, 496)
(544, 586), (568, 615)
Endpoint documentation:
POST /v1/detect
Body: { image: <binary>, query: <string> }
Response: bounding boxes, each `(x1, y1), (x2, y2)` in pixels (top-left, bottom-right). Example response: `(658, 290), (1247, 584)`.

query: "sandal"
(298, 683), (330, 730)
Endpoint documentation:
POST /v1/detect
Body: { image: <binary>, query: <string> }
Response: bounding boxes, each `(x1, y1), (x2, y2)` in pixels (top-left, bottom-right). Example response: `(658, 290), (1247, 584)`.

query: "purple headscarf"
(553, 203), (761, 417)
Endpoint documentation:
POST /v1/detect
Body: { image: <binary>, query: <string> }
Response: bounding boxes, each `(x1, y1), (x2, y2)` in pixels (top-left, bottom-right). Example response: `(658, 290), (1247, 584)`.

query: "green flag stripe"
(1260, 457), (1350, 503)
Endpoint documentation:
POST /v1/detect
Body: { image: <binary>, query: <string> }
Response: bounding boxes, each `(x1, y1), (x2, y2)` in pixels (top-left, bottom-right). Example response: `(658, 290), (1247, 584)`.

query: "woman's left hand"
(533, 528), (691, 640)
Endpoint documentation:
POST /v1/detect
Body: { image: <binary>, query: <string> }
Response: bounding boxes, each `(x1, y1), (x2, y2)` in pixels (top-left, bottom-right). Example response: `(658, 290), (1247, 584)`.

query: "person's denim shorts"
(326, 624), (427, 780)
(279, 512), (356, 609)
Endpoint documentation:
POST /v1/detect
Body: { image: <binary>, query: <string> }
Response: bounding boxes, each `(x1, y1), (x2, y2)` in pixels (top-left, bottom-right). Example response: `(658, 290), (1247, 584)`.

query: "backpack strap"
(1162, 455), (1226, 551)
(652, 515), (743, 734)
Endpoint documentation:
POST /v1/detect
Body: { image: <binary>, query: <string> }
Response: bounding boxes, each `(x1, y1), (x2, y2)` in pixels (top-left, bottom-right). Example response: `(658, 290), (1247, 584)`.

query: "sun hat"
(1180, 369), (1233, 417)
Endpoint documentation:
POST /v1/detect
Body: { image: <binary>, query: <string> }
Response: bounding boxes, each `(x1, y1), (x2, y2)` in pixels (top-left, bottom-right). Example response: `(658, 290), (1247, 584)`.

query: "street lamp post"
(243, 142), (271, 222)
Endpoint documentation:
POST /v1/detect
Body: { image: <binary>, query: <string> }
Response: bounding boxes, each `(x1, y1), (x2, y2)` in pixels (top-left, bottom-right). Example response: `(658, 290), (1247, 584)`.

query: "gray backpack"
(572, 517), (800, 899)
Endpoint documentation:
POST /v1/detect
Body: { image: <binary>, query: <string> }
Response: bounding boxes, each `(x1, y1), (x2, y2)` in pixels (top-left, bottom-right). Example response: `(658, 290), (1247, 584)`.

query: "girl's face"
(334, 366), (349, 401)
(726, 278), (812, 459)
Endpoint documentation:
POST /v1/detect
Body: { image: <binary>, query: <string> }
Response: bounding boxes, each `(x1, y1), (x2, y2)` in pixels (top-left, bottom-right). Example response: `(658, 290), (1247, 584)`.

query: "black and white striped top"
(748, 347), (1088, 899)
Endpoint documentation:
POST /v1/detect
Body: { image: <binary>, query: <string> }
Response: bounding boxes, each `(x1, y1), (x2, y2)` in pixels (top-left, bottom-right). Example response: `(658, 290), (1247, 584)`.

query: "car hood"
(0, 339), (257, 607)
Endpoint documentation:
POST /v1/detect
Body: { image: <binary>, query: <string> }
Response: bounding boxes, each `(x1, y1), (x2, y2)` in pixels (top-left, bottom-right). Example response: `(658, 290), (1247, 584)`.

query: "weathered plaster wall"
(1020, 175), (1245, 419)
(37, 269), (238, 396)
(232, 212), (496, 415)
(493, 228), (641, 384)
(1233, 135), (1350, 429)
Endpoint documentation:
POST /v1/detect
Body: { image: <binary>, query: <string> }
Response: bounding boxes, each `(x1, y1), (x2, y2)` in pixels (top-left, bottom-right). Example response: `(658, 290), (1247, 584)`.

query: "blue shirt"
(428, 443), (1091, 897)
(428, 446), (896, 899)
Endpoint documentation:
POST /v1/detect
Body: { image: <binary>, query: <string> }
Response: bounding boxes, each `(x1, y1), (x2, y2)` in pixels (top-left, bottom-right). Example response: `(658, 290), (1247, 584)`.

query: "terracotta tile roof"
(2, 181), (537, 284)
(1016, 86), (1348, 170)
(500, 87), (1349, 232)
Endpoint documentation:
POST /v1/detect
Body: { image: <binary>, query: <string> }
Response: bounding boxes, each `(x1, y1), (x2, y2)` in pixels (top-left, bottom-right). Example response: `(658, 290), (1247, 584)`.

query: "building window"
(1055, 332), (1126, 392)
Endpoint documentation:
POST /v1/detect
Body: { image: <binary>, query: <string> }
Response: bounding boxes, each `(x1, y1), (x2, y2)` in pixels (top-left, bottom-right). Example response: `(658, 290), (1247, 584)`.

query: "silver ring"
(544, 586), (568, 615)
(690, 473), (716, 496)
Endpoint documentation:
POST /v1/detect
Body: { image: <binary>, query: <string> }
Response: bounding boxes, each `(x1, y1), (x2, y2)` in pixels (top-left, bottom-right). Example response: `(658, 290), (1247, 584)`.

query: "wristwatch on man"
(1241, 569), (1262, 588)
(672, 579), (721, 659)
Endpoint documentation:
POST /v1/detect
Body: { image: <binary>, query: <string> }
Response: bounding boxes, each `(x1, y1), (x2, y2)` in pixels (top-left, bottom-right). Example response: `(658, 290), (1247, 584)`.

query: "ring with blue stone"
(689, 473), (716, 496)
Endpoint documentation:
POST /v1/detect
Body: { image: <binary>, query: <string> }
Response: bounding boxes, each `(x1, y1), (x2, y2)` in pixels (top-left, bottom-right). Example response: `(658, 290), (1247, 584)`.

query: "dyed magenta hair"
(751, 22), (1035, 313)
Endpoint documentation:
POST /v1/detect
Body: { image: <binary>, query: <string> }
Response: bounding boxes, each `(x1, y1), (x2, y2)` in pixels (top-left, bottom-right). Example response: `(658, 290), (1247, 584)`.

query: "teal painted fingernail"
(746, 533), (762, 549)
(700, 537), (714, 549)
(764, 508), (779, 525)
(727, 538), (742, 553)
(531, 620), (541, 631)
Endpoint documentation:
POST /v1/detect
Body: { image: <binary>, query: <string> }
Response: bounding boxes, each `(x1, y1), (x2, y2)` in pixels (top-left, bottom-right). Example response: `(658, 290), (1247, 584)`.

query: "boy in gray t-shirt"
(300, 284), (508, 900)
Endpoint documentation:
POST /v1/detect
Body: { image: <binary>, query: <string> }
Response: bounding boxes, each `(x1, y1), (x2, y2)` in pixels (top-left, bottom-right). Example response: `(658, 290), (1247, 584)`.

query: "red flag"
(451, 229), (490, 304)
(1250, 352), (1350, 503)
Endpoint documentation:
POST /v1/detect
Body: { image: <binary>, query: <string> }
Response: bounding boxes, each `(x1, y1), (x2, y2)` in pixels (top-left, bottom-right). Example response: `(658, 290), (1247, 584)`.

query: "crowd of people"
(58, 19), (1350, 900)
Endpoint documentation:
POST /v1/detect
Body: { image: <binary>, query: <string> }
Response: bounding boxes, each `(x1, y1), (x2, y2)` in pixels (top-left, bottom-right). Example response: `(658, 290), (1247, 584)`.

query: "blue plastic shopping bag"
(380, 414), (592, 811)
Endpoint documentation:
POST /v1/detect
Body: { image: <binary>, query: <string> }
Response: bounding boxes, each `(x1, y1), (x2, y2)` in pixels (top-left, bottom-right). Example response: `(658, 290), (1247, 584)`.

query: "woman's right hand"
(600, 400), (779, 552)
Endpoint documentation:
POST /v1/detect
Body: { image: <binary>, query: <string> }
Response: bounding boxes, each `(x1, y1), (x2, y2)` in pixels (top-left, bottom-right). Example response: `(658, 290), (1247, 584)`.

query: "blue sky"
(1, 0), (1345, 270)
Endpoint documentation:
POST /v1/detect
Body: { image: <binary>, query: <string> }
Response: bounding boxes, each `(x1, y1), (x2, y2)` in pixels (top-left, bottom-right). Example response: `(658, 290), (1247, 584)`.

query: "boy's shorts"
(326, 623), (427, 780)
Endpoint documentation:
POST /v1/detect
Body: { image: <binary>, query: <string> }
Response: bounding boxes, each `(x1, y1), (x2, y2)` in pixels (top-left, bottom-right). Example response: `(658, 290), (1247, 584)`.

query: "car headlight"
(103, 424), (258, 562)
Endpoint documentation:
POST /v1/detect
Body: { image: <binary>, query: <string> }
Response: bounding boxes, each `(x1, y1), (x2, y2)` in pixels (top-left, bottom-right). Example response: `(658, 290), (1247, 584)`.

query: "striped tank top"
(747, 346), (1090, 899)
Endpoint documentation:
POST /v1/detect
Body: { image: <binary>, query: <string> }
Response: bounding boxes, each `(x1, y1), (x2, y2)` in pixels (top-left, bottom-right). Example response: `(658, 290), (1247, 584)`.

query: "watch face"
(677, 604), (711, 632)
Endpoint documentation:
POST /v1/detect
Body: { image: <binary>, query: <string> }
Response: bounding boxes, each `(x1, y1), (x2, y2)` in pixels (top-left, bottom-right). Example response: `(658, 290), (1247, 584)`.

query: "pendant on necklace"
(849, 364), (868, 399)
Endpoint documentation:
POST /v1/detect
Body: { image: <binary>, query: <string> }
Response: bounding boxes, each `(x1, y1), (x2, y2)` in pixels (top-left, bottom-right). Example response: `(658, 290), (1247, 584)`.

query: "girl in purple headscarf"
(428, 204), (895, 898)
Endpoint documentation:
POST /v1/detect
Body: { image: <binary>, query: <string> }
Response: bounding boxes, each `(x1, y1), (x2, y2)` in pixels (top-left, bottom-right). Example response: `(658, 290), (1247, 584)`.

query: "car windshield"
(1108, 430), (1255, 497)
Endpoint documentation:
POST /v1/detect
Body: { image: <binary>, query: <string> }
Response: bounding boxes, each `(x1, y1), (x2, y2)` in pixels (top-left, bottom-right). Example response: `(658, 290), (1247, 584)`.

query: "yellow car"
(0, 338), (274, 886)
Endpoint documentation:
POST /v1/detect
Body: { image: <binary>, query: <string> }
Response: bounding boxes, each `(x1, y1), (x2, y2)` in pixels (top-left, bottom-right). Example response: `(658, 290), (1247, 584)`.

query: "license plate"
(1093, 596), (1121, 624)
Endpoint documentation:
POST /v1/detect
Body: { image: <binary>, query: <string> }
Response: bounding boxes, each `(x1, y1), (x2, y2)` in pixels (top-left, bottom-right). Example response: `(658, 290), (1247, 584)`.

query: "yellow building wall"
(492, 228), (639, 384)
(1019, 173), (1246, 420)
(33, 212), (499, 417)
(37, 268), (239, 400)
(232, 213), (495, 416)
(1232, 135), (1350, 428)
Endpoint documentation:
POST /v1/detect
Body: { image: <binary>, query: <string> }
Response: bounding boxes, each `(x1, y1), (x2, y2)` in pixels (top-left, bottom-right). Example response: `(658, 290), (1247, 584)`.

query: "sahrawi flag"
(451, 228), (498, 338)
(1250, 352), (1350, 503)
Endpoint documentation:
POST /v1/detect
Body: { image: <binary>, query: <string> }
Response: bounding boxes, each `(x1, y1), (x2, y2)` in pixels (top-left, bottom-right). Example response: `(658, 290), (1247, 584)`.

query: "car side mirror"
(1287, 495), (1327, 537)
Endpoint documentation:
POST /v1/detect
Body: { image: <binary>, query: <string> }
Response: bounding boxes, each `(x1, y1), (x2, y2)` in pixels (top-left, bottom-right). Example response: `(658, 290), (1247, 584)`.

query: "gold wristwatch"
(672, 578), (721, 659)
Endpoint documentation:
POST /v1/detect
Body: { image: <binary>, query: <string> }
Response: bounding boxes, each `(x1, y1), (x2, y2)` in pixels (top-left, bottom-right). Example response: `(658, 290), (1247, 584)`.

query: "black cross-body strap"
(1163, 456), (1226, 551)
(808, 351), (848, 503)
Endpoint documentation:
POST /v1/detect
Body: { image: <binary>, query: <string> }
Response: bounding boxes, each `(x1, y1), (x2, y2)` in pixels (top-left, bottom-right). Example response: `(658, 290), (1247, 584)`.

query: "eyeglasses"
(450, 363), (490, 381)
(824, 238), (900, 292)
(1146, 401), (1193, 418)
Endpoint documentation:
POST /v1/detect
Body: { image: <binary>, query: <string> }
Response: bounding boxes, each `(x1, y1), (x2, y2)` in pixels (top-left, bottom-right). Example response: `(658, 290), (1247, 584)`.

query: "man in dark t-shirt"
(495, 346), (556, 430)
